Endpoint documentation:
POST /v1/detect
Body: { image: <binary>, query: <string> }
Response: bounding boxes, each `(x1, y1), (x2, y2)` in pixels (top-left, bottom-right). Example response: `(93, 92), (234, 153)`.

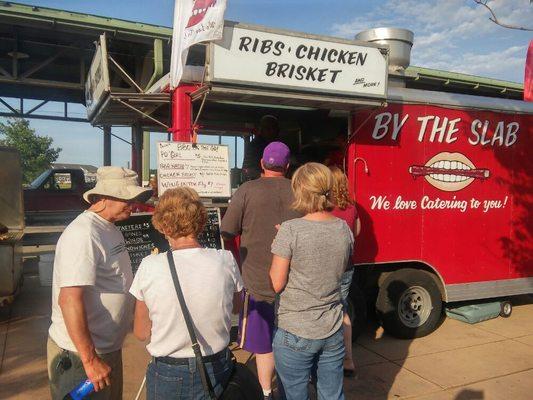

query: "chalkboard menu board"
(116, 208), (223, 273)
(199, 208), (223, 250)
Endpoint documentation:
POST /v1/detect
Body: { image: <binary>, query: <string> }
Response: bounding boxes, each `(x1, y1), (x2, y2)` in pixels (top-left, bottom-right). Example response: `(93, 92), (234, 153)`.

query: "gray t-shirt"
(220, 177), (301, 302)
(271, 217), (353, 339)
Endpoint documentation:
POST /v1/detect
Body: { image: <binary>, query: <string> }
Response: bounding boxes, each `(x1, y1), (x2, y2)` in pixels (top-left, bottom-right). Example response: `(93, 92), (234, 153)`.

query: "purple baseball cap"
(262, 141), (290, 167)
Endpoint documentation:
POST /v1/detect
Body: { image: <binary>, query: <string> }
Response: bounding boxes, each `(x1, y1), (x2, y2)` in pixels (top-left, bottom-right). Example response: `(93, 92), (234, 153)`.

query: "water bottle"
(63, 379), (94, 400)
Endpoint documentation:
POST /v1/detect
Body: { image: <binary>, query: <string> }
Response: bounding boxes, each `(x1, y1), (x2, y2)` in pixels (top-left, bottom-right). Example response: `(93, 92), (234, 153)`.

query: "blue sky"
(1, 0), (532, 170)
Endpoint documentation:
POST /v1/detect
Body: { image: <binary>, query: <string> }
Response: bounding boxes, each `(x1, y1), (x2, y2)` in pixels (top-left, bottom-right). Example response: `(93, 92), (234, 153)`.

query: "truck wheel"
(347, 283), (367, 341)
(499, 301), (512, 318)
(376, 268), (443, 339)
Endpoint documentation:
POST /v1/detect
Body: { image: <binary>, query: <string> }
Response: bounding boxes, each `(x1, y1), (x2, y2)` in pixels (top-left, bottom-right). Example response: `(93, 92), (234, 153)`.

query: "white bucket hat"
(83, 166), (153, 204)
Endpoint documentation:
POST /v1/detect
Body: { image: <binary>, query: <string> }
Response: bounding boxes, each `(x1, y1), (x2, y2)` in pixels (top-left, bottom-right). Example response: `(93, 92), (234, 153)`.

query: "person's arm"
(220, 188), (245, 239)
(270, 255), (291, 293)
(270, 222), (294, 293)
(58, 287), (111, 392)
(354, 217), (361, 237)
(133, 300), (151, 341)
(232, 291), (244, 314)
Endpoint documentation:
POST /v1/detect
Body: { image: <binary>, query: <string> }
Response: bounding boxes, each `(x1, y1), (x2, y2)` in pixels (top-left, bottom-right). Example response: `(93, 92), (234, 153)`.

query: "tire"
(347, 283), (367, 341)
(376, 268), (443, 339)
(499, 301), (512, 318)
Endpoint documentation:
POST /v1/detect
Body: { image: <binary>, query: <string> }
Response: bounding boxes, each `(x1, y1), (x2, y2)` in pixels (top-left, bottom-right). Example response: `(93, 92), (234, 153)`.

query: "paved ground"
(1, 259), (532, 400)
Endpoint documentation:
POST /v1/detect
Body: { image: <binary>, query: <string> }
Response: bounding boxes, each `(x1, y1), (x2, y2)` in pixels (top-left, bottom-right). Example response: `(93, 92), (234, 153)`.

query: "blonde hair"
(291, 162), (334, 214)
(329, 166), (354, 210)
(152, 187), (207, 239)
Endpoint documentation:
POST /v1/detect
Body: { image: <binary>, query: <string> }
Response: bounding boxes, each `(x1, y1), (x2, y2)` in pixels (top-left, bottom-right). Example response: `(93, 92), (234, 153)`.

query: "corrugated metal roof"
(406, 66), (523, 94)
(0, 1), (172, 40)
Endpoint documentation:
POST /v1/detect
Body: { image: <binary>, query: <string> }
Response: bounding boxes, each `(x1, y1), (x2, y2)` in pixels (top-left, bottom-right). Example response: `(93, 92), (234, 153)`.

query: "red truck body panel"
(24, 187), (87, 213)
(23, 168), (95, 226)
(349, 104), (532, 288)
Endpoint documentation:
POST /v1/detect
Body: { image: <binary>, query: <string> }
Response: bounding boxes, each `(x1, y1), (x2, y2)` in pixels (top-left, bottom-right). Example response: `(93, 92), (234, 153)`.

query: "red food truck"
(157, 83), (532, 339)
(166, 25), (532, 339)
(348, 88), (532, 338)
(85, 23), (532, 339)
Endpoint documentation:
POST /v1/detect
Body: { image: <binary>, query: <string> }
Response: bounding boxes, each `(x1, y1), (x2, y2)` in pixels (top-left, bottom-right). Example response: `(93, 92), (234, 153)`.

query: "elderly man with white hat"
(47, 167), (152, 400)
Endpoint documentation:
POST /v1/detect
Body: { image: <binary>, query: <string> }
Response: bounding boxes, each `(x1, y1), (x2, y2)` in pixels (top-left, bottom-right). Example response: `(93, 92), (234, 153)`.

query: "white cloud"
(421, 45), (527, 75)
(330, 0), (532, 82)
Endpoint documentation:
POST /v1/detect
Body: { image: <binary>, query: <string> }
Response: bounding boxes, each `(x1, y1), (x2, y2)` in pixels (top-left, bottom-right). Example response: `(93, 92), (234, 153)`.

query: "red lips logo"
(187, 0), (218, 28)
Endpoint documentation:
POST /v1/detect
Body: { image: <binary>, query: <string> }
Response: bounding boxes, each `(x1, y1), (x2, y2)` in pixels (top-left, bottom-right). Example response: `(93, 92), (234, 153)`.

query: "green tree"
(0, 118), (61, 184)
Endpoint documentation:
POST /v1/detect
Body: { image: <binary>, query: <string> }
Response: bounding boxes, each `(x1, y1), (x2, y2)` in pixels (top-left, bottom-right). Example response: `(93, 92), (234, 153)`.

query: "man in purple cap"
(221, 141), (301, 400)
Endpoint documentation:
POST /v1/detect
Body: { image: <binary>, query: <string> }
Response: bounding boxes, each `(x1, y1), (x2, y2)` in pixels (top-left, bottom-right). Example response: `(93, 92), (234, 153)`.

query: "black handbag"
(166, 251), (263, 400)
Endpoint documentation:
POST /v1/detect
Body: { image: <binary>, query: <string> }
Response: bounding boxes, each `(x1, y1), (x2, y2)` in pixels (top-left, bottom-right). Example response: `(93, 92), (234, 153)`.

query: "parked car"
(24, 164), (96, 225)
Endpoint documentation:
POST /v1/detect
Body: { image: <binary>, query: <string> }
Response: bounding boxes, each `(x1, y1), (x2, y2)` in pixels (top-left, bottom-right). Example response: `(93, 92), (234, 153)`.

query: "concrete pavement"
(1, 260), (532, 399)
(348, 304), (533, 399)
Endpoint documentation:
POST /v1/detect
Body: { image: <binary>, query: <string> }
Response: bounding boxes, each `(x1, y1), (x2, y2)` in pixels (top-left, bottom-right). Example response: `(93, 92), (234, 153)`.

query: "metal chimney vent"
(355, 28), (414, 71)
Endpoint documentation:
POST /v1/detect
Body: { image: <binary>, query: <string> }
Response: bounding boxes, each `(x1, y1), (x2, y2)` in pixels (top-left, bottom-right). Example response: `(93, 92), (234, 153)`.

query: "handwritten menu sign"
(116, 214), (168, 273)
(116, 209), (224, 273)
(201, 208), (224, 250)
(157, 142), (231, 198)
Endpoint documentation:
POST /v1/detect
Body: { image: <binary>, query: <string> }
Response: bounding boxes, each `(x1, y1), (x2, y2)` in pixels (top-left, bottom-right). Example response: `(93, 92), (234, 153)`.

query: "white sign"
(85, 35), (110, 120)
(170, 0), (227, 88)
(157, 142), (231, 198)
(210, 25), (388, 98)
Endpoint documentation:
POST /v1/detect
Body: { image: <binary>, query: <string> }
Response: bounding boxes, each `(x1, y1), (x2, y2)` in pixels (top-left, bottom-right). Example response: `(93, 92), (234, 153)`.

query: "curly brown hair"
(329, 166), (354, 210)
(152, 187), (207, 239)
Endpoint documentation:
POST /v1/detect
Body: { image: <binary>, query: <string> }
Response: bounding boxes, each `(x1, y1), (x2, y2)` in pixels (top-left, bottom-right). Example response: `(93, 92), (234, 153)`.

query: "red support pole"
(169, 85), (197, 142)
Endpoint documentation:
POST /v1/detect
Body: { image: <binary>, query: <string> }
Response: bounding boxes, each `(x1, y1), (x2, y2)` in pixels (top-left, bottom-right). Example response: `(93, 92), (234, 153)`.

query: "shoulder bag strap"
(166, 251), (217, 399)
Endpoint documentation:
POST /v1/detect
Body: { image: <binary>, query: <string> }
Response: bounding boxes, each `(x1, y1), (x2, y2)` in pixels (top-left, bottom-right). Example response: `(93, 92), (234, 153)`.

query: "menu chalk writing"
(116, 214), (168, 273)
(199, 208), (223, 250)
(157, 142), (231, 197)
(116, 209), (224, 273)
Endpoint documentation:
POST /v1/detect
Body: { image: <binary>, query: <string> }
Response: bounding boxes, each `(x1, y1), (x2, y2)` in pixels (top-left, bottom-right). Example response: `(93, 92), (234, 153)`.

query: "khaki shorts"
(47, 337), (123, 400)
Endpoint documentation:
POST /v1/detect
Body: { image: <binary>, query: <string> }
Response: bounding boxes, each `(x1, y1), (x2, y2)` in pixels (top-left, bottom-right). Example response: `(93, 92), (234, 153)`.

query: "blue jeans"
(273, 327), (345, 400)
(146, 349), (233, 400)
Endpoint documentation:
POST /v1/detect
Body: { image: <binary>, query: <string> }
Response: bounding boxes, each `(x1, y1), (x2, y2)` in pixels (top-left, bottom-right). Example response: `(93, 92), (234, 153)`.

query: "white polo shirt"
(49, 211), (134, 353)
(129, 249), (243, 358)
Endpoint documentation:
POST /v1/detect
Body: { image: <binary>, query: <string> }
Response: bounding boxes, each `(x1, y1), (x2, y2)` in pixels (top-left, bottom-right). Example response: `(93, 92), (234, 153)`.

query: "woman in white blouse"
(130, 187), (243, 399)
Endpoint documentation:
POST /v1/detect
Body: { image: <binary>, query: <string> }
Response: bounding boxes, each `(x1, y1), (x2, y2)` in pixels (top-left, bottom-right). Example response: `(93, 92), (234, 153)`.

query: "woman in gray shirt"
(270, 162), (353, 400)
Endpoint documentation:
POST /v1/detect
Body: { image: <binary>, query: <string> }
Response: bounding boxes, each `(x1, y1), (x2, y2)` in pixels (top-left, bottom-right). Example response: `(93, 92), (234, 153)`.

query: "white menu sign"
(157, 142), (231, 198)
(209, 25), (388, 98)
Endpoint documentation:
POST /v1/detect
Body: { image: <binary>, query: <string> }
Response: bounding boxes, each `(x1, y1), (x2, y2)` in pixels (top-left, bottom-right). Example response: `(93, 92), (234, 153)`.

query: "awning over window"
(190, 83), (386, 111)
